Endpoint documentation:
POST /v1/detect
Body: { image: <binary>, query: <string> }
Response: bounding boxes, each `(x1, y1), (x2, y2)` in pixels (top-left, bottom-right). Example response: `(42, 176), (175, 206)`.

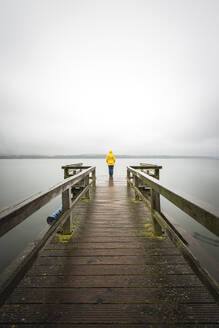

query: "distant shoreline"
(0, 155), (218, 160)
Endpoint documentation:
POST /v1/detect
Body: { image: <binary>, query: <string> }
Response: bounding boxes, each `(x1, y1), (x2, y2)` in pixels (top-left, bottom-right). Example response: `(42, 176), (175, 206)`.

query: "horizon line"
(0, 154), (218, 159)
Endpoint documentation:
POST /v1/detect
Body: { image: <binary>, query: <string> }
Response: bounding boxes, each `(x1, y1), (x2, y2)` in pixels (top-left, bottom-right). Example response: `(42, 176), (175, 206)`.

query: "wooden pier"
(0, 164), (219, 326)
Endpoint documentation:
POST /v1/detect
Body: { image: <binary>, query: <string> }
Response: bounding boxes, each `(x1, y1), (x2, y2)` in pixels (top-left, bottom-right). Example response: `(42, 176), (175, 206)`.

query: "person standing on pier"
(106, 150), (116, 178)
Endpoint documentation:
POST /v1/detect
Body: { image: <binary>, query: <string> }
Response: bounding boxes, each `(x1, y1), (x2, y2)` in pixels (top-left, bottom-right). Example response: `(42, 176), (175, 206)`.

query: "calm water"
(0, 158), (218, 278)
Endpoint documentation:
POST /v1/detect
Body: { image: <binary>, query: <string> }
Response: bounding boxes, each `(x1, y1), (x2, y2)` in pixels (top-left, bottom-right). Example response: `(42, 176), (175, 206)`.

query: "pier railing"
(127, 165), (219, 298)
(0, 165), (96, 304)
(62, 163), (83, 178)
(139, 163), (162, 179)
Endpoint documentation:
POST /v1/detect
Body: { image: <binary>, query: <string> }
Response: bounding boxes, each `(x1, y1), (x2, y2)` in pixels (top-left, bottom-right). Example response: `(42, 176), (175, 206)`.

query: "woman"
(106, 150), (116, 177)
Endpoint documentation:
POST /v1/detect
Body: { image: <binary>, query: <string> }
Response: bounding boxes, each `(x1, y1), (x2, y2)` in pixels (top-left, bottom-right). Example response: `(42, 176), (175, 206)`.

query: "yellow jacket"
(106, 150), (116, 166)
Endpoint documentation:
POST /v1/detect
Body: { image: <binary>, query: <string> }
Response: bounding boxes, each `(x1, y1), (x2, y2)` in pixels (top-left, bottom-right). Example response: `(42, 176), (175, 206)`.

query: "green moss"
(131, 198), (141, 203)
(81, 197), (90, 202)
(56, 225), (76, 243)
(136, 219), (165, 239)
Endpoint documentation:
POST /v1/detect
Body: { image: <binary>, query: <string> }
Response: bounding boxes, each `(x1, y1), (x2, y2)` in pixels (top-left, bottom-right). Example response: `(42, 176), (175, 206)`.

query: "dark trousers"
(108, 165), (114, 177)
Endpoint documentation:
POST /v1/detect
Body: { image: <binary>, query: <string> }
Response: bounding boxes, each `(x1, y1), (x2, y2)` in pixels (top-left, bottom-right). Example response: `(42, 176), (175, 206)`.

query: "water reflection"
(194, 232), (219, 247)
(108, 176), (114, 187)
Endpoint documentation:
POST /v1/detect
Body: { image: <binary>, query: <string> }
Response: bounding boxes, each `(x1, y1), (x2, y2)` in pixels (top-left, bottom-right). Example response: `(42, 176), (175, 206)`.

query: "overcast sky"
(0, 0), (219, 156)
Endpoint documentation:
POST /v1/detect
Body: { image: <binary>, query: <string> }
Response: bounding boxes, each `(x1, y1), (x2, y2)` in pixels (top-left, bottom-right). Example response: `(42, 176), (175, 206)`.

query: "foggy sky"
(1, 0), (219, 156)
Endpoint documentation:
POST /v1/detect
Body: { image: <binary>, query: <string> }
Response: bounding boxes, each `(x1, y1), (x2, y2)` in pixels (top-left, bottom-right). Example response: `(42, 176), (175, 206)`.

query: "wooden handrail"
(0, 166), (95, 238)
(139, 163), (162, 179)
(139, 163), (162, 168)
(61, 163), (83, 169)
(127, 166), (219, 237)
(127, 165), (219, 298)
(61, 163), (84, 178)
(0, 165), (96, 305)
(62, 163), (87, 179)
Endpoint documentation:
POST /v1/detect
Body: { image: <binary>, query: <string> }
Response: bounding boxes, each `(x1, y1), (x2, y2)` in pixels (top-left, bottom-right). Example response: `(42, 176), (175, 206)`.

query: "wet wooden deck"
(1, 176), (219, 327)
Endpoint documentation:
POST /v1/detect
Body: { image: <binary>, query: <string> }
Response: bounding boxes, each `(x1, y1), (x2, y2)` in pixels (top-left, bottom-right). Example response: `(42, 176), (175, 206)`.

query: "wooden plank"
(1, 325), (219, 328)
(19, 274), (202, 288)
(79, 225), (149, 230)
(1, 181), (219, 327)
(53, 236), (166, 243)
(78, 219), (151, 224)
(40, 248), (181, 257)
(45, 238), (174, 248)
(28, 263), (194, 276)
(1, 303), (219, 324)
(65, 231), (151, 236)
(7, 286), (214, 304)
(35, 255), (187, 265)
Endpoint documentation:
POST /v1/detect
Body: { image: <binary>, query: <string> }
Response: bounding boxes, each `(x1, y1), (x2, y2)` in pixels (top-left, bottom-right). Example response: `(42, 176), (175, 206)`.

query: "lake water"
(0, 158), (219, 279)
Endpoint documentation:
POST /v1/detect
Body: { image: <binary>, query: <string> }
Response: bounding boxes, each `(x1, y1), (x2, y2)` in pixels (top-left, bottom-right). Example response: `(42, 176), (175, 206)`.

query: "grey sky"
(0, 0), (219, 156)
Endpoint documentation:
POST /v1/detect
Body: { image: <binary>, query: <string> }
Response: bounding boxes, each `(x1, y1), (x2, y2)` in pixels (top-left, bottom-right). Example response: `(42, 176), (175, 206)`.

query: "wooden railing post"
(64, 168), (68, 179)
(155, 168), (160, 180)
(134, 175), (141, 200)
(127, 169), (131, 187)
(61, 186), (73, 232)
(62, 163), (83, 179)
(84, 175), (90, 199)
(151, 188), (163, 236)
(92, 169), (96, 188)
(62, 187), (72, 212)
(62, 212), (73, 235)
(139, 163), (162, 180)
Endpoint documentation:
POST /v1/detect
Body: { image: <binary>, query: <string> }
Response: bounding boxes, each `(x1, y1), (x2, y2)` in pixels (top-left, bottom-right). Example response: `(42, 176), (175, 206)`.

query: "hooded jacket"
(106, 150), (116, 166)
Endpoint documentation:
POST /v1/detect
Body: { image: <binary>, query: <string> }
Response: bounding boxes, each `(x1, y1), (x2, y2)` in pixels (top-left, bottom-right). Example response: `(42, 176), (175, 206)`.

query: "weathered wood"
(133, 175), (141, 200)
(39, 247), (181, 256)
(0, 209), (72, 306)
(45, 240), (174, 249)
(8, 286), (213, 304)
(128, 166), (219, 236)
(135, 165), (163, 169)
(1, 180), (219, 326)
(92, 169), (96, 188)
(63, 166), (91, 170)
(19, 274), (202, 288)
(1, 303), (219, 324)
(62, 187), (72, 211)
(128, 166), (219, 299)
(0, 178), (94, 306)
(155, 167), (160, 179)
(0, 167), (95, 237)
(0, 325), (213, 328)
(153, 209), (219, 300)
(35, 254), (187, 266)
(151, 189), (163, 236)
(50, 236), (162, 243)
(61, 163), (83, 169)
(61, 213), (73, 235)
(127, 169), (131, 187)
(84, 175), (90, 198)
(62, 163), (83, 178)
(3, 325), (218, 328)
(140, 163), (162, 179)
(28, 263), (193, 275)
